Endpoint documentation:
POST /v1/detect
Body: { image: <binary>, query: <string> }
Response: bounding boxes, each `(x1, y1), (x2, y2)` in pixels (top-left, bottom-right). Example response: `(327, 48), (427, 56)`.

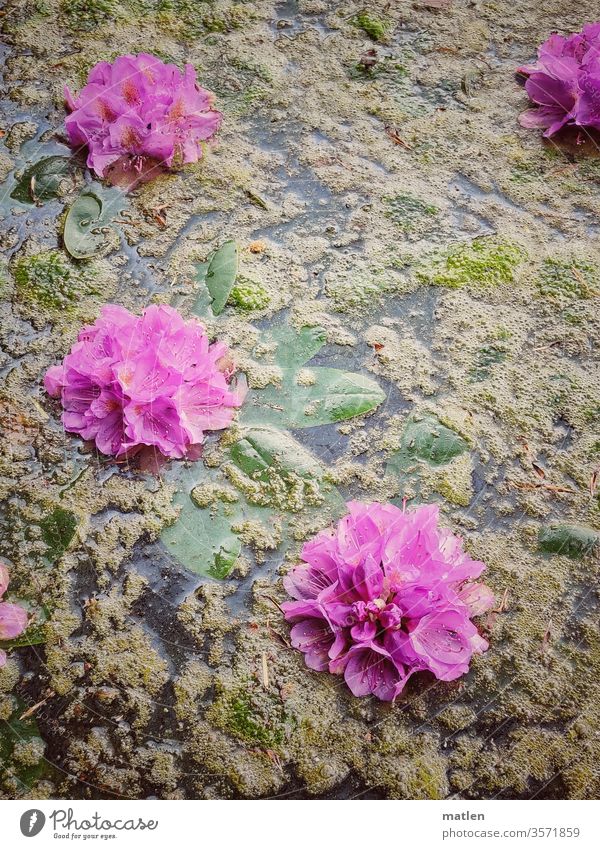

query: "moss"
(61, 0), (121, 30)
(351, 11), (389, 42)
(538, 258), (599, 302)
(435, 454), (473, 507)
(384, 193), (438, 233)
(210, 687), (286, 750)
(469, 343), (507, 382)
(229, 277), (271, 312)
(417, 239), (525, 289)
(13, 251), (96, 311)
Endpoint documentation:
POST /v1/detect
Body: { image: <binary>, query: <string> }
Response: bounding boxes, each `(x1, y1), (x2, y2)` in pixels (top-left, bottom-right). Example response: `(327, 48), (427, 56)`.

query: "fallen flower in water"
(64, 53), (222, 179)
(282, 501), (494, 701)
(0, 562), (29, 667)
(44, 304), (243, 459)
(517, 22), (600, 136)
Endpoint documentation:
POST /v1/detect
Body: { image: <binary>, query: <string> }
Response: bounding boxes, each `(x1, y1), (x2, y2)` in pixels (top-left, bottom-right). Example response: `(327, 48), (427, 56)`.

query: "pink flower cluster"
(65, 53), (222, 178)
(282, 502), (494, 702)
(0, 563), (29, 668)
(44, 304), (243, 459)
(518, 22), (600, 136)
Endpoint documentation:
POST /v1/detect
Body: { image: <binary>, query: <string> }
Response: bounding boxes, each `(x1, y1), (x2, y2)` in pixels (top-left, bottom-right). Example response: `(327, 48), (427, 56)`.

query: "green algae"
(417, 239), (525, 289)
(210, 686), (288, 750)
(351, 11), (389, 43)
(469, 342), (507, 382)
(384, 192), (438, 233)
(538, 258), (599, 302)
(13, 251), (81, 310)
(61, 0), (120, 30)
(229, 277), (270, 312)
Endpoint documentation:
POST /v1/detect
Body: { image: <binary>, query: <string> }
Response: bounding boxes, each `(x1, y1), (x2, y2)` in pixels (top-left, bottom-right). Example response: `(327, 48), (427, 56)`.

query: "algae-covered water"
(1, 0), (599, 800)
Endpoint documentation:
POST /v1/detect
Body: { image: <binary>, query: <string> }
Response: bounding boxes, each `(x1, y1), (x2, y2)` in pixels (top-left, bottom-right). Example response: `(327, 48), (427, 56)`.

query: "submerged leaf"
(242, 367), (385, 428)
(161, 427), (343, 578)
(40, 507), (77, 562)
(271, 325), (327, 371)
(63, 192), (113, 259)
(401, 416), (467, 465)
(161, 490), (245, 578)
(231, 426), (323, 482)
(0, 698), (49, 792)
(10, 156), (75, 204)
(539, 524), (599, 559)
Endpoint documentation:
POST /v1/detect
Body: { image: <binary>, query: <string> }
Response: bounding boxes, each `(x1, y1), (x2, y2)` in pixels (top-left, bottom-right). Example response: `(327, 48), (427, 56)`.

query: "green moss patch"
(13, 251), (98, 311)
(538, 258), (599, 302)
(417, 239), (524, 289)
(229, 277), (270, 312)
(351, 11), (389, 42)
(384, 193), (438, 233)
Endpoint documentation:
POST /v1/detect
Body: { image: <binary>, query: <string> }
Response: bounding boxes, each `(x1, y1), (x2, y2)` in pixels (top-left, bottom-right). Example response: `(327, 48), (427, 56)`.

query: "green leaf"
(194, 240), (238, 316)
(242, 367), (385, 428)
(400, 415), (467, 466)
(161, 486), (260, 578)
(160, 428), (343, 578)
(10, 156), (75, 204)
(539, 524), (599, 559)
(231, 426), (324, 482)
(40, 507), (77, 562)
(271, 325), (327, 371)
(63, 192), (114, 259)
(0, 697), (52, 792)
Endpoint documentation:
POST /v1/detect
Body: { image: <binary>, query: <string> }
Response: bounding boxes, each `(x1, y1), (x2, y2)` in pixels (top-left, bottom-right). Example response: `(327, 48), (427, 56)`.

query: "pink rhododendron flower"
(44, 304), (243, 459)
(0, 562), (29, 668)
(282, 502), (494, 702)
(517, 23), (600, 136)
(64, 53), (222, 179)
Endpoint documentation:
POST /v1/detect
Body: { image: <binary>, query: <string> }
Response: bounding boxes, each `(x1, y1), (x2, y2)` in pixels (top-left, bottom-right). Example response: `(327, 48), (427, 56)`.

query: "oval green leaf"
(194, 240), (238, 316)
(63, 192), (110, 259)
(401, 416), (467, 465)
(539, 524), (599, 559)
(242, 367), (385, 428)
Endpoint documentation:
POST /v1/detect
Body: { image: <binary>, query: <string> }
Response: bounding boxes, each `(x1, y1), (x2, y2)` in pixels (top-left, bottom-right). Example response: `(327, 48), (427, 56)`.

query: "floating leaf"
(270, 325), (327, 372)
(242, 367), (385, 428)
(161, 427), (343, 578)
(231, 426), (324, 483)
(63, 192), (114, 259)
(194, 240), (238, 316)
(10, 156), (75, 204)
(40, 507), (77, 562)
(539, 524), (599, 559)
(400, 415), (467, 466)
(161, 489), (245, 578)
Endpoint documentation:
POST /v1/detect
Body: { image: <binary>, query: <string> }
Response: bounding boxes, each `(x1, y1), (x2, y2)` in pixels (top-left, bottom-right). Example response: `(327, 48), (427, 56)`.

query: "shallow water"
(1, 0), (599, 800)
